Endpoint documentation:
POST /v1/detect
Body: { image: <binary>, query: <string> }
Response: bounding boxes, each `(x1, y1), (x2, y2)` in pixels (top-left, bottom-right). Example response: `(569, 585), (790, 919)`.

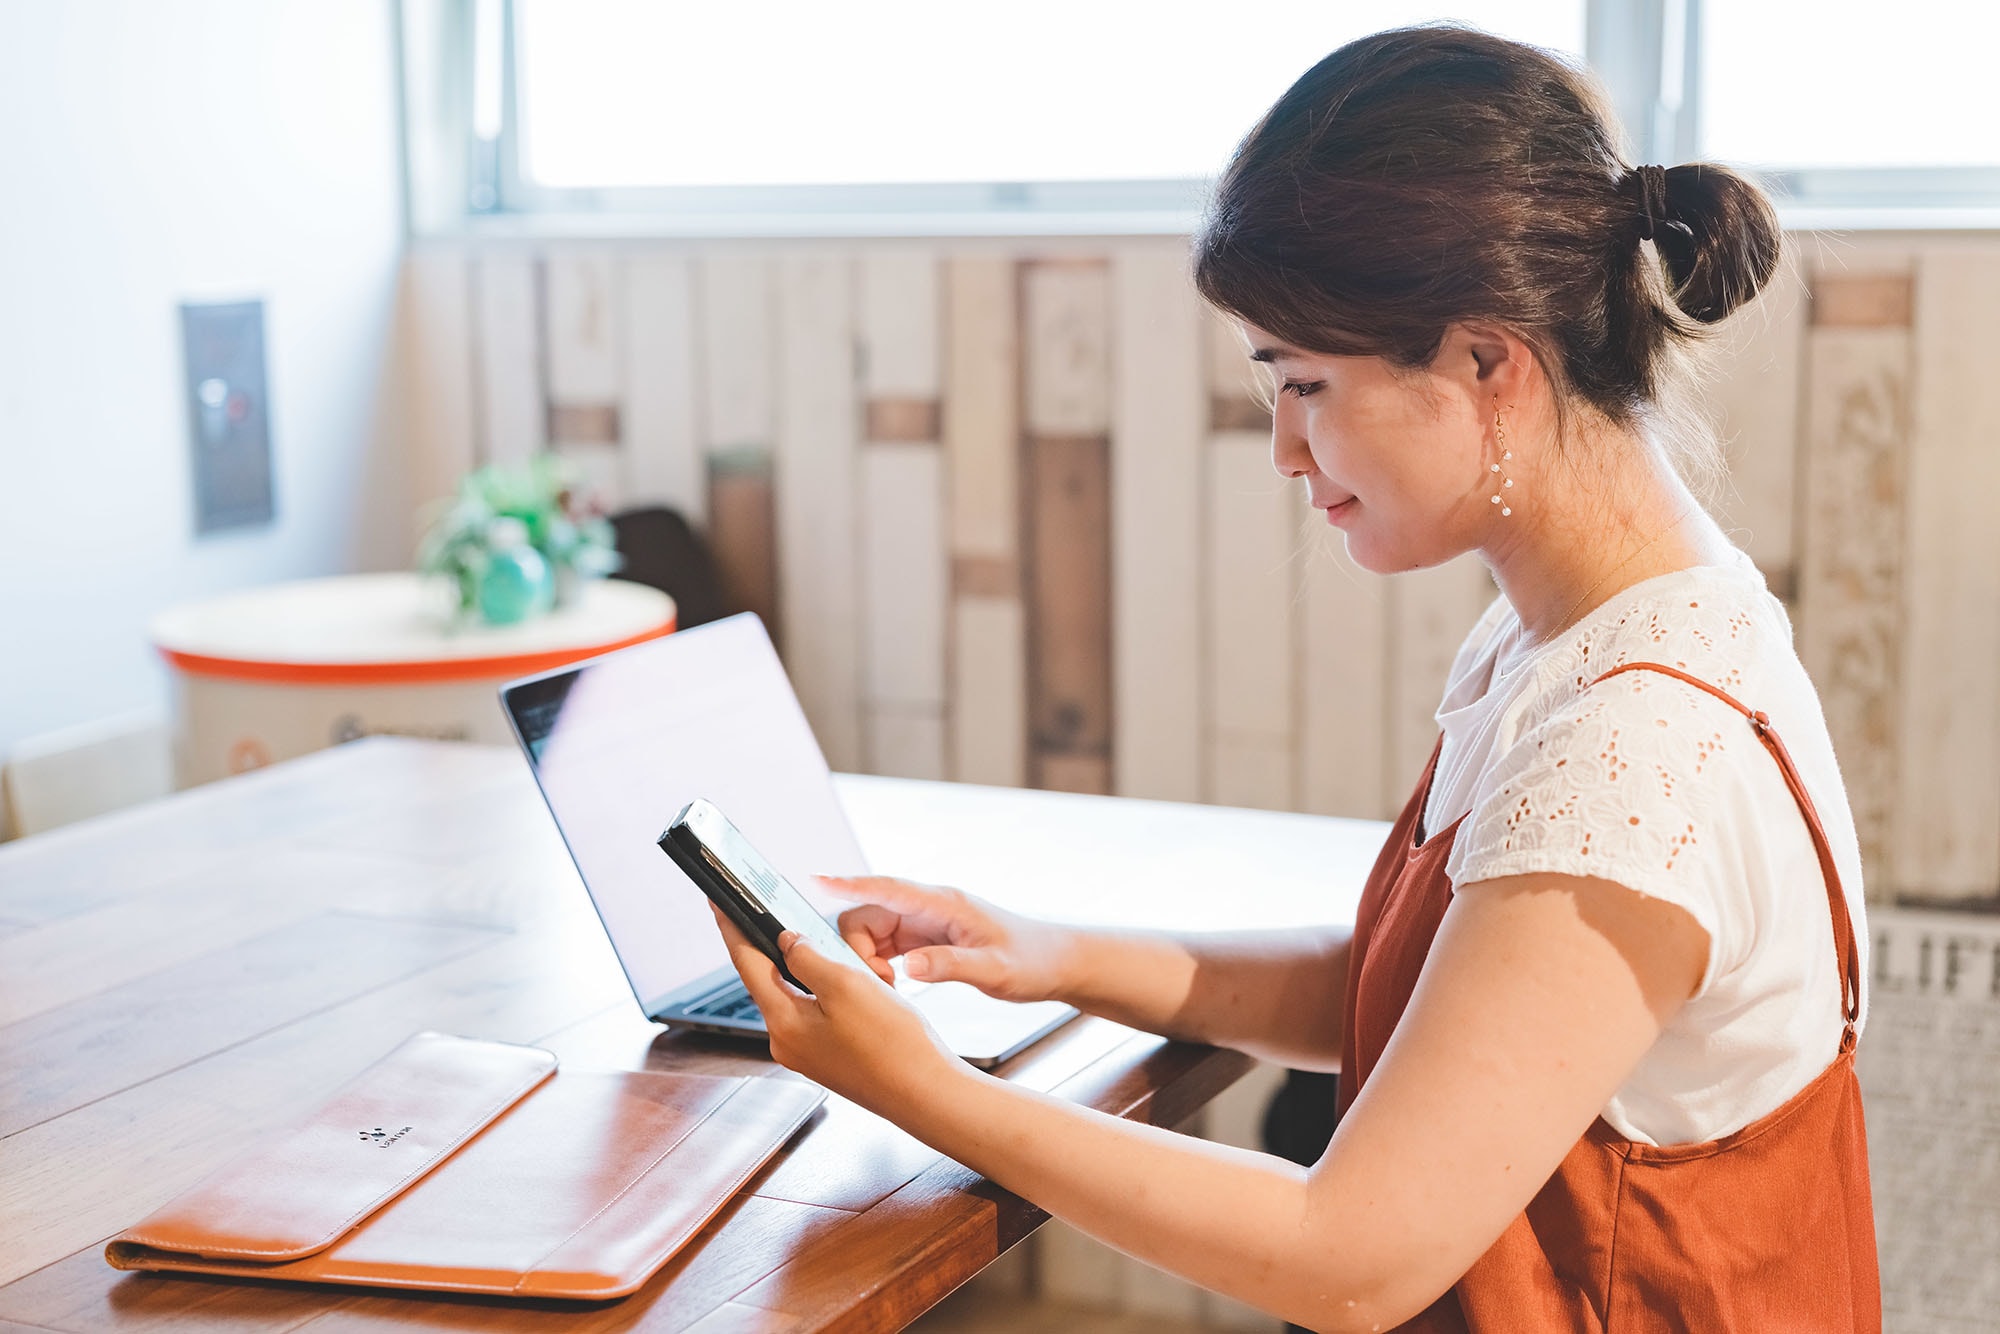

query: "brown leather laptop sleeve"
(106, 1031), (825, 1300)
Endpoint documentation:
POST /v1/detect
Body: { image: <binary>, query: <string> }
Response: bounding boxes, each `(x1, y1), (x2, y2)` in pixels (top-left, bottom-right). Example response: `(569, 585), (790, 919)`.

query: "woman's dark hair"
(1193, 25), (1780, 446)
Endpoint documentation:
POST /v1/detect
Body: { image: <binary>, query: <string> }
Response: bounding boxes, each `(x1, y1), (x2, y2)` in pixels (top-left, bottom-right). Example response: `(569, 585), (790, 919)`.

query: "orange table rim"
(155, 619), (678, 686)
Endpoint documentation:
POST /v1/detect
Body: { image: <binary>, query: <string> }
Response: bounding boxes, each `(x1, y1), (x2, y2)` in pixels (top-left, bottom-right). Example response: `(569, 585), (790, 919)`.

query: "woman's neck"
(1482, 424), (1733, 644)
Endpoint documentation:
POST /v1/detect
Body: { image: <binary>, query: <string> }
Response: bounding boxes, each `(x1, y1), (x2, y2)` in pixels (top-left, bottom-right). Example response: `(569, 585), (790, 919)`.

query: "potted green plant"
(417, 454), (621, 625)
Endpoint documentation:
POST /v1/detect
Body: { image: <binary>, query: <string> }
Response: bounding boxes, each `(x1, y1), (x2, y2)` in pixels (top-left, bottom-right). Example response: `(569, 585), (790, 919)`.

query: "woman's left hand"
(708, 904), (963, 1115)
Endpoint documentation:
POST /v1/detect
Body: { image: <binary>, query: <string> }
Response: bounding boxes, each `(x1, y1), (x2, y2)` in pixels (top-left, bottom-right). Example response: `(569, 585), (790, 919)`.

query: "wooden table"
(0, 739), (1385, 1332)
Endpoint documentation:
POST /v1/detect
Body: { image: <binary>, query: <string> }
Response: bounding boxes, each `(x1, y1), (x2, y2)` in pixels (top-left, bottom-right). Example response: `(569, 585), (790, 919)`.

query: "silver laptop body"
(500, 612), (1076, 1068)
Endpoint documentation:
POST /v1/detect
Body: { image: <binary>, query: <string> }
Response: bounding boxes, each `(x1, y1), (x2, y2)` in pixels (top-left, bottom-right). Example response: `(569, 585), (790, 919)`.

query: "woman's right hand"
(818, 874), (1075, 1005)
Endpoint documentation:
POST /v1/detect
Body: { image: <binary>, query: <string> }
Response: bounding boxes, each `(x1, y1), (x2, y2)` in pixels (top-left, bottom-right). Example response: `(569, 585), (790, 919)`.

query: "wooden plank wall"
(397, 244), (476, 513)
(1797, 254), (1916, 891)
(772, 251), (864, 770)
(542, 250), (624, 505)
(469, 247), (542, 469)
(944, 255), (1028, 788)
(1708, 259), (1807, 600)
(1893, 251), (2000, 905)
(622, 252), (703, 523)
(1110, 244), (1205, 803)
(416, 232), (2000, 904)
(701, 253), (782, 654)
(1022, 260), (1115, 796)
(1203, 428), (1297, 810)
(858, 249), (948, 781)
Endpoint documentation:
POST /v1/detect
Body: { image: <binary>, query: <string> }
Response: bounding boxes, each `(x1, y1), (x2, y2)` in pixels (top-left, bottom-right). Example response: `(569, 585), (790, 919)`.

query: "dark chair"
(608, 506), (730, 630)
(1263, 1068), (1341, 1167)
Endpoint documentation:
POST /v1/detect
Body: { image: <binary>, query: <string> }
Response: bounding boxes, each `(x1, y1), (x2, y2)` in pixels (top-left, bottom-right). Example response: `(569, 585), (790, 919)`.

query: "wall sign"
(180, 299), (275, 534)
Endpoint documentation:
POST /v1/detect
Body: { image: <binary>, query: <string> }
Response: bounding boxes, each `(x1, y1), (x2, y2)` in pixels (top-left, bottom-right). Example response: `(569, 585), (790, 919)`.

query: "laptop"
(500, 612), (1077, 1068)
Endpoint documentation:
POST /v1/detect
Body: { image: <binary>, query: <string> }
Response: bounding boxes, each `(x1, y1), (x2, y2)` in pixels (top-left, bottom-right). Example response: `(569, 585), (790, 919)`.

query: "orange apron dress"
(1338, 662), (1880, 1331)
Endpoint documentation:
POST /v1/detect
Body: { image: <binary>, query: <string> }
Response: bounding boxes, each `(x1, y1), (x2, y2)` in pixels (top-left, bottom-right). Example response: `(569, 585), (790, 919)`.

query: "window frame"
(400, 0), (2000, 239)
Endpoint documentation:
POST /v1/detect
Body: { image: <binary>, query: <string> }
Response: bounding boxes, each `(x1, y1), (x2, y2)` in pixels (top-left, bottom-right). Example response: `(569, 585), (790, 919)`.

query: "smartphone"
(658, 798), (874, 994)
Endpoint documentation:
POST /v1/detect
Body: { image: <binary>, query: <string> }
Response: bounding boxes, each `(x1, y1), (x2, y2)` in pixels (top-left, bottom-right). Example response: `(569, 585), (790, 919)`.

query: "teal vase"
(477, 532), (551, 626)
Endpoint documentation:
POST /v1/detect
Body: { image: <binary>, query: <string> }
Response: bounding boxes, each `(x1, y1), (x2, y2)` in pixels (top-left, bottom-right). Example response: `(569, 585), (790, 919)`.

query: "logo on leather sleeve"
(358, 1125), (413, 1148)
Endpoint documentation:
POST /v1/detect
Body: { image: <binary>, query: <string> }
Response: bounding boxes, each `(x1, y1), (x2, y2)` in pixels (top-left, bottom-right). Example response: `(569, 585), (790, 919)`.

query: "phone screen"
(683, 799), (872, 975)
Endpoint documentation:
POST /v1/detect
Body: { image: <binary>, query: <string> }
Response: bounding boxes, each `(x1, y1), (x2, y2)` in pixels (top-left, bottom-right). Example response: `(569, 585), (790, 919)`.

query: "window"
(509, 1), (1584, 192)
(401, 0), (1996, 232)
(1700, 2), (1998, 169)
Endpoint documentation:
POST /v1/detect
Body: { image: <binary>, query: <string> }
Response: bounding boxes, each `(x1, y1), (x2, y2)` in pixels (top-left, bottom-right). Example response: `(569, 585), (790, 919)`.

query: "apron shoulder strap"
(1589, 662), (1861, 1049)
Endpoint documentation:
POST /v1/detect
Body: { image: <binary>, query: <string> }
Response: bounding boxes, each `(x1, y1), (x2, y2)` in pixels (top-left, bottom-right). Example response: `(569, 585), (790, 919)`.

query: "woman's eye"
(1281, 380), (1325, 398)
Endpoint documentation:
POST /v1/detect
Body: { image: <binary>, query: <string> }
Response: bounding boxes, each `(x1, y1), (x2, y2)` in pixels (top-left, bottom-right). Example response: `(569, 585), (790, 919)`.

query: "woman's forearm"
(1050, 924), (1350, 1070)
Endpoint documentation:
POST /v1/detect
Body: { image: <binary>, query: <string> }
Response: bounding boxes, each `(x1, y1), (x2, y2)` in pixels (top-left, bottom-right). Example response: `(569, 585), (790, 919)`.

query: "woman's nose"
(1271, 414), (1313, 480)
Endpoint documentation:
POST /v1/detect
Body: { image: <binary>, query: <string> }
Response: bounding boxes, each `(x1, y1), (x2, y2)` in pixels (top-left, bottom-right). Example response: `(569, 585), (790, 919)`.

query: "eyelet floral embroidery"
(1444, 561), (1793, 899)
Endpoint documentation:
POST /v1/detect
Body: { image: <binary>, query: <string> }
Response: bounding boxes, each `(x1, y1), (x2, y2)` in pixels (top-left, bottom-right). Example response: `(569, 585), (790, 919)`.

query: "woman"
(712, 26), (1877, 1332)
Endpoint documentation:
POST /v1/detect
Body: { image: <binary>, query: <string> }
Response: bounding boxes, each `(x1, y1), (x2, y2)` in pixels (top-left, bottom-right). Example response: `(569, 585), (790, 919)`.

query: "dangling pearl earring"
(1489, 403), (1515, 517)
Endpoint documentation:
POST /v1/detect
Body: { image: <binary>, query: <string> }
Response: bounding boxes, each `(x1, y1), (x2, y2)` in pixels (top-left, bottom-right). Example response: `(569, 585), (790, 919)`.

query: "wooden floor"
(911, 1287), (1222, 1334)
(904, 1250), (1280, 1334)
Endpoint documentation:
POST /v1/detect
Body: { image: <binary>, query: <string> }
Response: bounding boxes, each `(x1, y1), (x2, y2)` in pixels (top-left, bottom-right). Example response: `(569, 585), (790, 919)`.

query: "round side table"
(153, 574), (677, 786)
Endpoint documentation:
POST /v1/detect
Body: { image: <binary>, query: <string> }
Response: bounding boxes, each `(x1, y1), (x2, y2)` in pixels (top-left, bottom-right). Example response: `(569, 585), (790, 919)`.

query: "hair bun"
(1631, 162), (1781, 324)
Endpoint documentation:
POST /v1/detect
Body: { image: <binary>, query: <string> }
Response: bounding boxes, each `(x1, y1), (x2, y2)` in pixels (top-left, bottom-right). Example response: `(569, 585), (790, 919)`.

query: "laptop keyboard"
(686, 981), (763, 1021)
(685, 963), (928, 1023)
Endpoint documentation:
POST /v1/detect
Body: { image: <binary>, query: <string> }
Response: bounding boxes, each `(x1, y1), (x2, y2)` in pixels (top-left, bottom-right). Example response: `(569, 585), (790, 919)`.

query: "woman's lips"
(1322, 496), (1358, 524)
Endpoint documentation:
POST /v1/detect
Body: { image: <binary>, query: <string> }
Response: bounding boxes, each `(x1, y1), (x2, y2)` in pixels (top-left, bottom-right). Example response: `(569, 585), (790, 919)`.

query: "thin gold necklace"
(1533, 509), (1693, 645)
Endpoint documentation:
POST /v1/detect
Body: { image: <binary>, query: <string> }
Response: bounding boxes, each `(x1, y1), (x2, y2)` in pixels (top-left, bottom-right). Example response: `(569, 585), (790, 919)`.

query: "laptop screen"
(503, 613), (871, 1016)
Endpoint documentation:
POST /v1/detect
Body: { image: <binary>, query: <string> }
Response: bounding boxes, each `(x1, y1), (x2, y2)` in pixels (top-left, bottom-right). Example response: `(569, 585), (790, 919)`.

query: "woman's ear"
(1446, 322), (1533, 402)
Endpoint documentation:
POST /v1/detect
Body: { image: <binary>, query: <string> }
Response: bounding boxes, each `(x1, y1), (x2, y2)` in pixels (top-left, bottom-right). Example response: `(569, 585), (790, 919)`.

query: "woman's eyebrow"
(1247, 346), (1301, 364)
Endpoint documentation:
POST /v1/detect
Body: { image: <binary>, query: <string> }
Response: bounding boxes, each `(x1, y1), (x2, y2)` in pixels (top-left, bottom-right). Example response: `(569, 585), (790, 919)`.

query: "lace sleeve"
(1444, 670), (1766, 991)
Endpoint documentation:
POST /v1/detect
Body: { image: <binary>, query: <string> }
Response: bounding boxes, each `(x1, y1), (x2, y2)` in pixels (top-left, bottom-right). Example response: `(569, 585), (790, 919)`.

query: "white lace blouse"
(1424, 544), (1870, 1146)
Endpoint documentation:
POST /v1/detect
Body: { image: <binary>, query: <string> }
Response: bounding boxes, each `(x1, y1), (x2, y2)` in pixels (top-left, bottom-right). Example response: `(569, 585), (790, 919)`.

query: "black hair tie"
(1632, 164), (1669, 241)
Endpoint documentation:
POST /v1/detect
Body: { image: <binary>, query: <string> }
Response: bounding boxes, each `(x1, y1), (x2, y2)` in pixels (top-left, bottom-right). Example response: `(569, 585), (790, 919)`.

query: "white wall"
(0, 0), (408, 769)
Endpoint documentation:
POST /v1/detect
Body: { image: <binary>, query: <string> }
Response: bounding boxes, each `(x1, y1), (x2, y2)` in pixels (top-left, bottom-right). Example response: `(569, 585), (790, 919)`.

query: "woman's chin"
(1334, 528), (1394, 576)
(1340, 529), (1452, 578)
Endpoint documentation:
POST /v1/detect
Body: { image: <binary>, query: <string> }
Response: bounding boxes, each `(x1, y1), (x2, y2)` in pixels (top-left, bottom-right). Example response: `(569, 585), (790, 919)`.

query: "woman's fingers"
(710, 903), (771, 976)
(904, 944), (1003, 990)
(777, 930), (870, 999)
(822, 878), (1038, 997)
(837, 902), (902, 946)
(709, 904), (804, 1017)
(823, 875), (989, 945)
(816, 874), (954, 913)
(835, 903), (905, 984)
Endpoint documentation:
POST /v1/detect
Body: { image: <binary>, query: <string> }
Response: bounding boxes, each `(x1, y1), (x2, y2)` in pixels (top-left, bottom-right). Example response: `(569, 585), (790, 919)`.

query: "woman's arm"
(821, 875), (1350, 1070)
(1051, 924), (1351, 1071)
(722, 867), (1707, 1333)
